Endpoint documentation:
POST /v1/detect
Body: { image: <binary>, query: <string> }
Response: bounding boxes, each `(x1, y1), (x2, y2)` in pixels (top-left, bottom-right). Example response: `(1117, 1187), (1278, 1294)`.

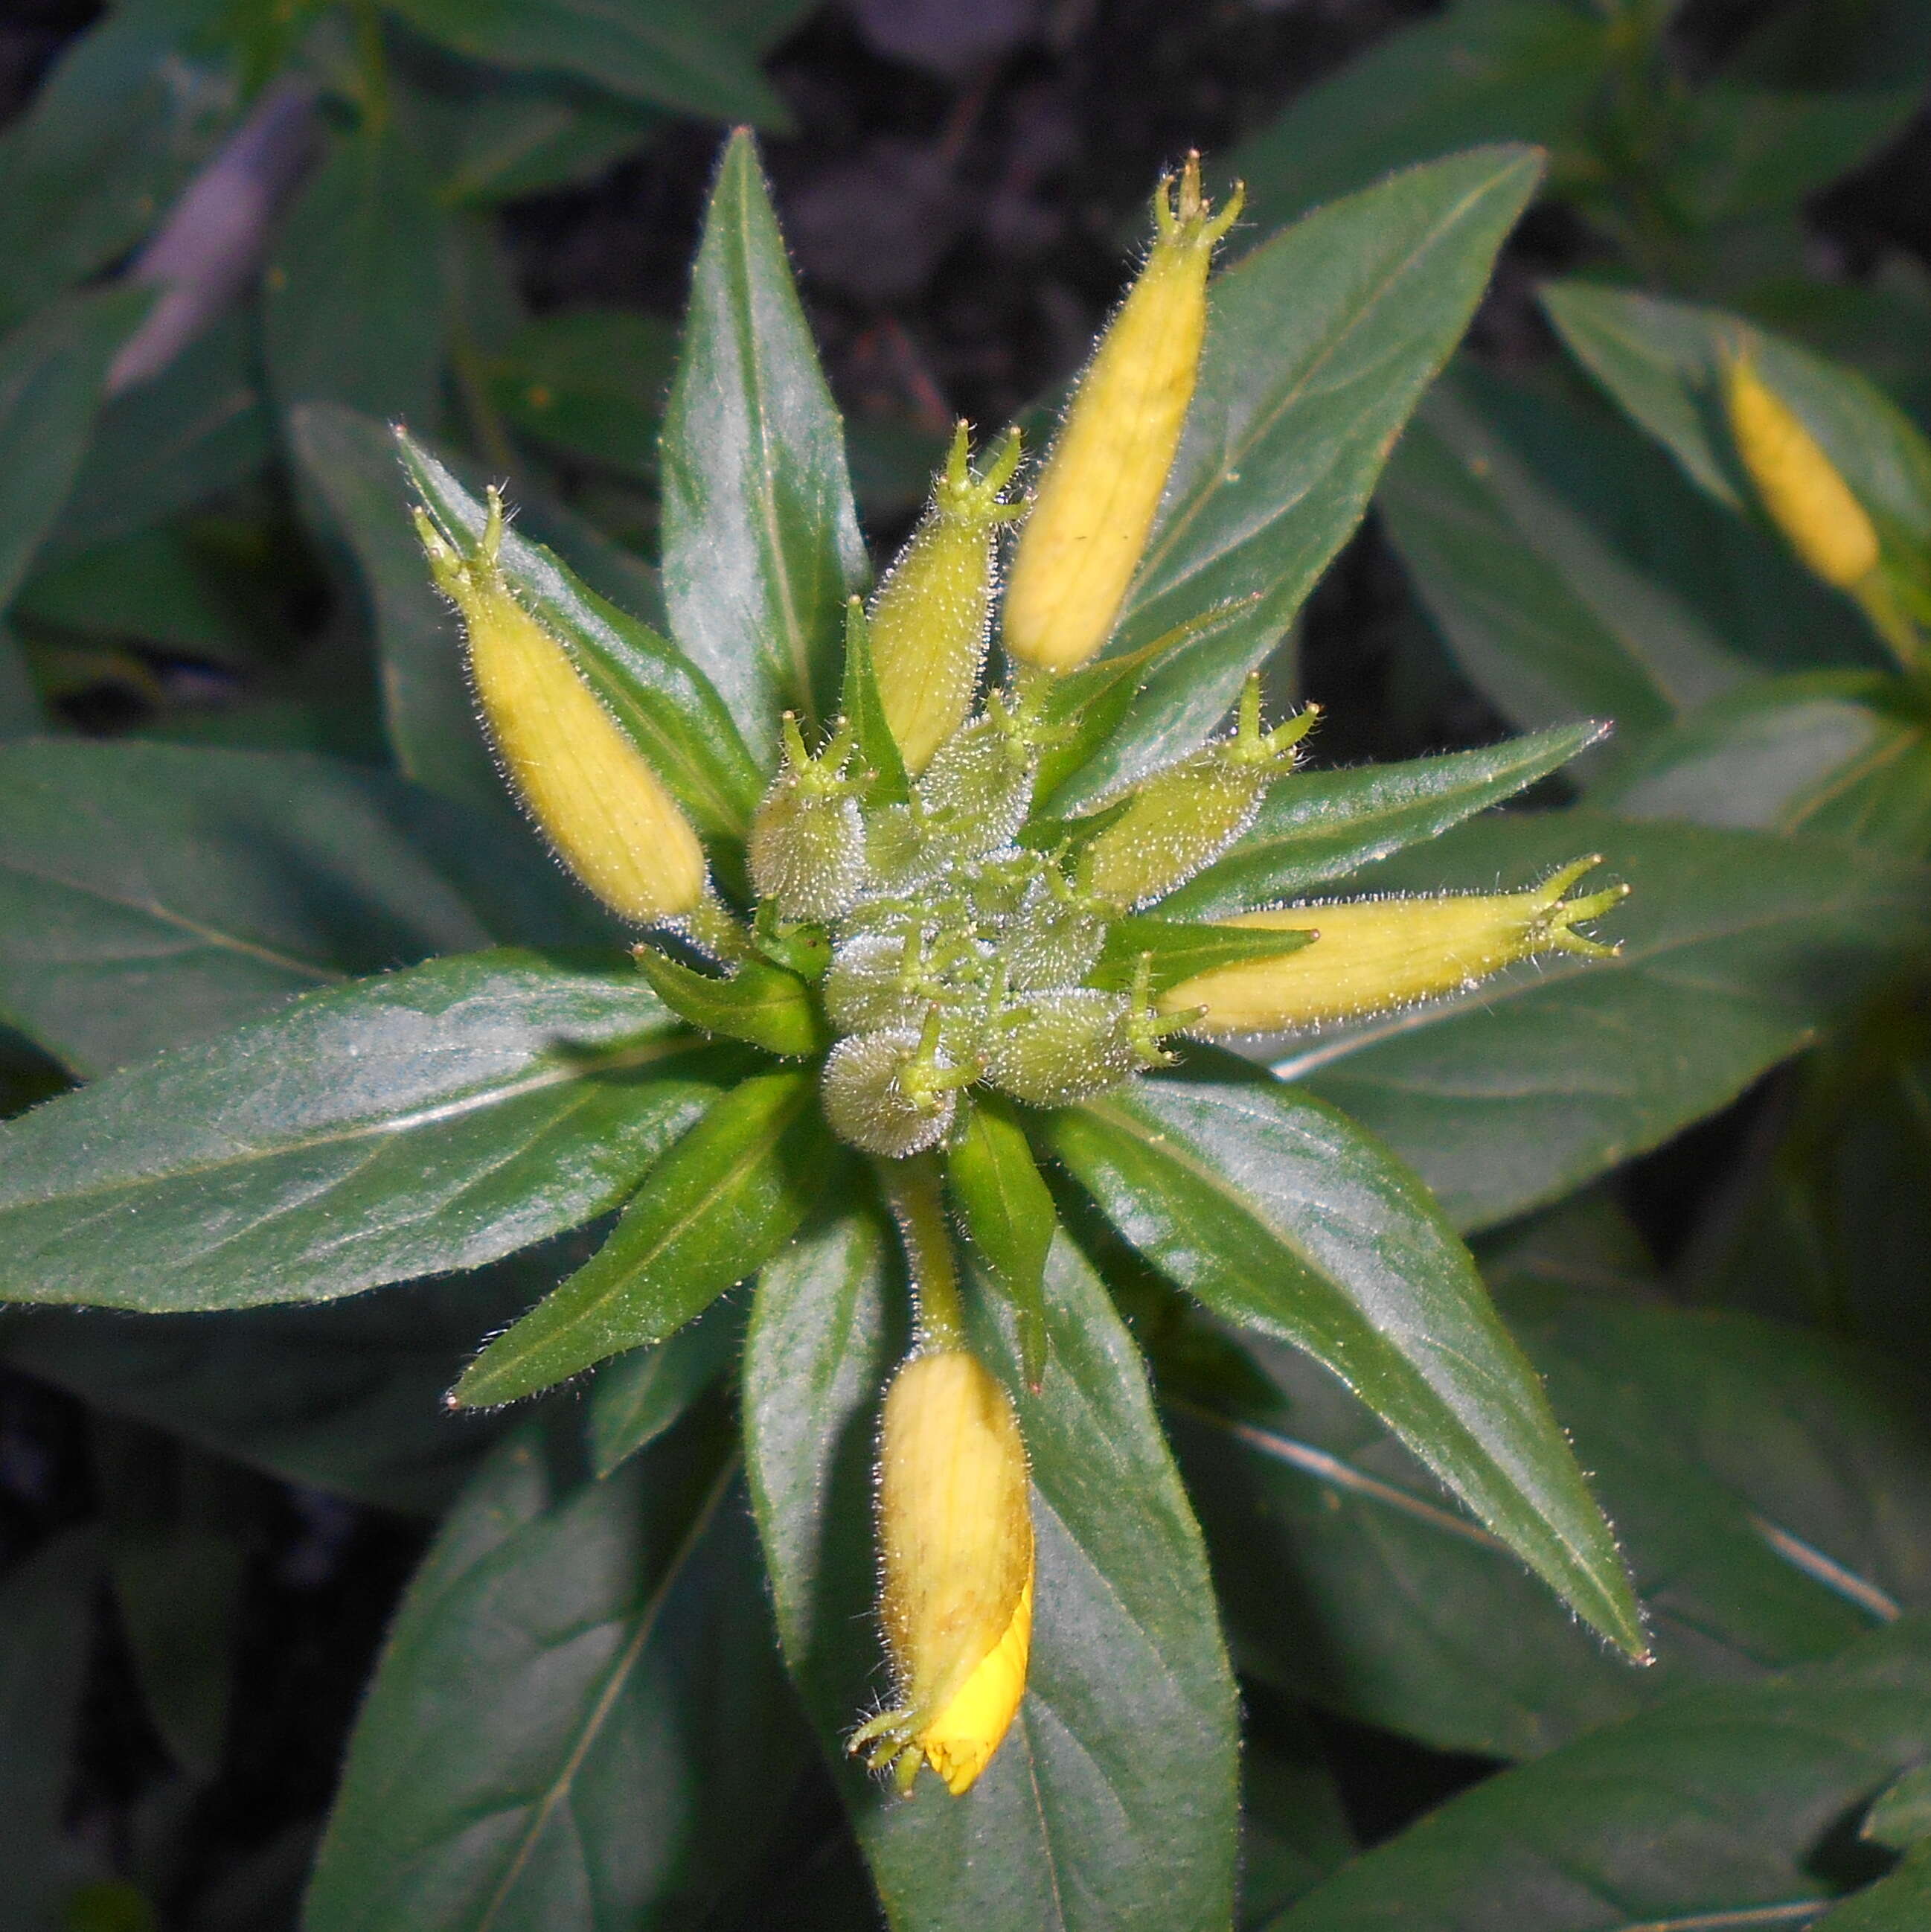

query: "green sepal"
(1087, 915), (1318, 996)
(839, 596), (911, 807)
(946, 1097), (1054, 1387)
(633, 947), (826, 1058)
(751, 903), (833, 982)
(453, 1071), (837, 1406)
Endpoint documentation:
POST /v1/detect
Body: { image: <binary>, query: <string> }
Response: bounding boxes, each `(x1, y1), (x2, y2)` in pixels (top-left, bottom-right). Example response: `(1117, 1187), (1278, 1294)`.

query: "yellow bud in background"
(850, 1348), (1034, 1797)
(414, 494), (706, 925)
(1162, 856), (1627, 1035)
(869, 423), (1023, 773)
(1002, 153), (1242, 674)
(1723, 348), (1880, 592)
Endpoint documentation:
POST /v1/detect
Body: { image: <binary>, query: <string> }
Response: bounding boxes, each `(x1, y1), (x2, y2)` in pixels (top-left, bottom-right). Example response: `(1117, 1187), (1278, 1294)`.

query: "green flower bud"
(869, 423), (1023, 774)
(822, 1013), (978, 1158)
(750, 717), (866, 923)
(915, 697), (1037, 861)
(1077, 680), (1314, 910)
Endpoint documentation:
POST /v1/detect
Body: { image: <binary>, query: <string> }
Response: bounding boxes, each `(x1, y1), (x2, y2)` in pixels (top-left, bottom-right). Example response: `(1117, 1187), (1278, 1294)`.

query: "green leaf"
(0, 624), (39, 739)
(40, 314), (272, 565)
(487, 307), (678, 479)
(435, 88), (664, 207)
(1380, 368), (1755, 740)
(1043, 1066), (1642, 1653)
(660, 130), (868, 752)
(379, 0), (792, 127)
(1540, 280), (1931, 547)
(264, 123), (444, 427)
(0, 0), (233, 331)
(1162, 723), (1604, 918)
(1264, 1616), (1931, 1932)
(1601, 671), (1931, 855)
(1089, 915), (1316, 995)
(743, 1215), (1241, 1932)
(1056, 146), (1543, 809)
(1287, 810), (1931, 1230)
(1217, 0), (1610, 230)
(839, 600), (911, 807)
(634, 947), (826, 1056)
(1238, 1725), (1357, 1927)
(1864, 1765), (1931, 1851)
(19, 526), (265, 665)
(946, 1098), (1053, 1387)
(0, 286), (156, 615)
(305, 1415), (812, 1932)
(1812, 1845), (1931, 1932)
(0, 1247), (580, 1513)
(587, 1291), (740, 1478)
(0, 740), (607, 1076)
(0, 949), (725, 1312)
(400, 429), (764, 842)
(457, 1069), (835, 1404)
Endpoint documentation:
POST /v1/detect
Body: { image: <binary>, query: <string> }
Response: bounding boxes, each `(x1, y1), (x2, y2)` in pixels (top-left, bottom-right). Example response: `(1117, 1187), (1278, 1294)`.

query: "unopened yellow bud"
(1161, 856), (1626, 1034)
(415, 494), (705, 924)
(869, 423), (1023, 773)
(1723, 348), (1880, 591)
(1002, 154), (1242, 673)
(850, 1348), (1034, 1797)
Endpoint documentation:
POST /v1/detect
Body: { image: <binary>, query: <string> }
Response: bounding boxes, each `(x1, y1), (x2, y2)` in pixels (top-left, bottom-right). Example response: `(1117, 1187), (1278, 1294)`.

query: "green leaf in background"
(400, 430), (764, 842)
(0, 950), (724, 1312)
(487, 307), (678, 479)
(660, 129), (869, 750)
(587, 1291), (740, 1478)
(433, 86), (665, 207)
(380, 0), (792, 129)
(1265, 1615), (1931, 1932)
(1284, 810), (1931, 1230)
(1381, 370), (1756, 740)
(1813, 1844), (1931, 1931)
(1601, 671), (1931, 854)
(0, 1529), (99, 1932)
(0, 286), (157, 613)
(458, 1069), (833, 1404)
(945, 1098), (1053, 1387)
(1540, 281), (1931, 548)
(264, 124), (444, 429)
(0, 0), (233, 331)
(305, 1415), (812, 1932)
(839, 601), (911, 807)
(0, 741), (606, 1075)
(1163, 723), (1602, 918)
(744, 1216), (1241, 1932)
(1043, 1067), (1643, 1654)
(0, 1246), (587, 1514)
(39, 313), (272, 566)
(0, 624), (39, 738)
(1237, 1726), (1357, 1928)
(1217, 0), (1610, 230)
(1058, 146), (1544, 807)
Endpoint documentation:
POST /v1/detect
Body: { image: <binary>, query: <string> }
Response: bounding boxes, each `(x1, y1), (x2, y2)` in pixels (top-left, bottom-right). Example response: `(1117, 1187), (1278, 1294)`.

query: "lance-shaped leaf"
(660, 130), (868, 752)
(400, 430), (763, 842)
(457, 1069), (835, 1404)
(0, 740), (609, 1077)
(1041, 1066), (1643, 1654)
(1054, 146), (1543, 809)
(305, 1415), (811, 1932)
(1089, 915), (1316, 996)
(587, 1293), (741, 1479)
(946, 1098), (1053, 1387)
(1162, 723), (1603, 918)
(1284, 811), (1931, 1231)
(0, 950), (726, 1314)
(1264, 1616), (1931, 1932)
(839, 600), (910, 807)
(743, 1215), (1241, 1932)
(635, 948), (826, 1057)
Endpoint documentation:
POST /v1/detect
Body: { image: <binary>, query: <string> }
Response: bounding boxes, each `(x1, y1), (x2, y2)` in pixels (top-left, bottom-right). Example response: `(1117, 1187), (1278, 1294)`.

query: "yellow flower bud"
(414, 493), (706, 925)
(1723, 348), (1880, 592)
(869, 423), (1023, 773)
(1002, 153), (1242, 673)
(850, 1348), (1034, 1797)
(1160, 856), (1627, 1035)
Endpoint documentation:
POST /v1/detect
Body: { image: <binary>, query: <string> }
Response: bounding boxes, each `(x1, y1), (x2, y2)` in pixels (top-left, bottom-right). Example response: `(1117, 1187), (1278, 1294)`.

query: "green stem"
(880, 1154), (964, 1349)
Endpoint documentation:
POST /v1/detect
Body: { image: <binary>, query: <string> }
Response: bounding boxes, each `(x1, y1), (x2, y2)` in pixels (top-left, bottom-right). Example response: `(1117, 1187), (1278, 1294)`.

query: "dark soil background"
(4, 1), (1930, 1922)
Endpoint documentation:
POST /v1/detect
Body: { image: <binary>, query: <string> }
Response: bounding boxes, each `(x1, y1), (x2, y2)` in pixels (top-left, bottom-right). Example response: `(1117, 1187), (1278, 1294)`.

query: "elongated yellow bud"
(1002, 154), (1242, 672)
(870, 423), (1023, 773)
(850, 1348), (1034, 1797)
(1723, 348), (1880, 592)
(415, 494), (705, 924)
(1161, 856), (1627, 1034)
